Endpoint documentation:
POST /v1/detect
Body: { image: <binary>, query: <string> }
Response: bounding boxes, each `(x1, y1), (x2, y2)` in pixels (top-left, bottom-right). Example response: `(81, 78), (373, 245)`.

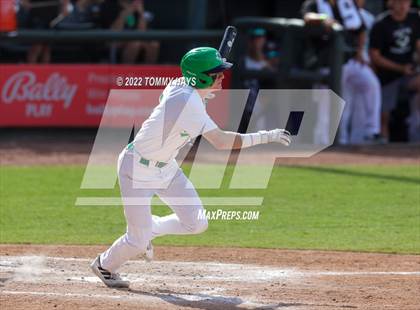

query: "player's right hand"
(259, 129), (292, 146)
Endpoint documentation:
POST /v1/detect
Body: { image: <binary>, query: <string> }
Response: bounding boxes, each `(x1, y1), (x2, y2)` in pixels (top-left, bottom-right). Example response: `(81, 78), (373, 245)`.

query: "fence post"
(329, 30), (344, 96)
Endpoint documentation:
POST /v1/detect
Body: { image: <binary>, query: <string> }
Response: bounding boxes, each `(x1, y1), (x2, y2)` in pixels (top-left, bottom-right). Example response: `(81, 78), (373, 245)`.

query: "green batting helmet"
(180, 47), (233, 89)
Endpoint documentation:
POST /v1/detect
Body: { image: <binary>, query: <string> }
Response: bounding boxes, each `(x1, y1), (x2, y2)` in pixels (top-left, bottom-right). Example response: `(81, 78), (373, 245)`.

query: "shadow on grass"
(330, 144), (420, 159)
(285, 165), (420, 185)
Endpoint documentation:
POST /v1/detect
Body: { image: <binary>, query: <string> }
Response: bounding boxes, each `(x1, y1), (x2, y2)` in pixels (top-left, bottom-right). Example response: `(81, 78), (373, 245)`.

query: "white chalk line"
(312, 271), (420, 276)
(1, 256), (419, 278)
(1, 290), (141, 301)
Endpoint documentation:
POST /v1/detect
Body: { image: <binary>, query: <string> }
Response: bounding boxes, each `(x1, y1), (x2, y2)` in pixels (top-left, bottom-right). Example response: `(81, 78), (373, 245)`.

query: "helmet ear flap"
(196, 72), (214, 89)
(182, 64), (214, 89)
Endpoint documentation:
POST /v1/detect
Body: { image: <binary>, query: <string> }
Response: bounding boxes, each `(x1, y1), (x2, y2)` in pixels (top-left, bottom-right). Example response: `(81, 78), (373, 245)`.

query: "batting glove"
(259, 129), (292, 146)
(240, 128), (292, 148)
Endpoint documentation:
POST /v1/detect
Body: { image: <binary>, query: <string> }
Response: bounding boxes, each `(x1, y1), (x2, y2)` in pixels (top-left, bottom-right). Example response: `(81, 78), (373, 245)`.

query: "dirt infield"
(1, 129), (419, 166)
(0, 245), (419, 310)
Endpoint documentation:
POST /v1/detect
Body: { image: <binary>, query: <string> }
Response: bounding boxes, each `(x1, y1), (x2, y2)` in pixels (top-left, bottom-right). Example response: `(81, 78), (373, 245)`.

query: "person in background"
(99, 0), (159, 64)
(369, 0), (420, 142)
(242, 28), (277, 131)
(17, 0), (61, 63)
(302, 0), (383, 145)
(244, 28), (272, 71)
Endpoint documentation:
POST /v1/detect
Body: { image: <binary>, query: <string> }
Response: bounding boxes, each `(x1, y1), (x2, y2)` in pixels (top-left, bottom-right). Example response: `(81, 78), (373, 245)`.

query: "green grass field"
(0, 165), (419, 254)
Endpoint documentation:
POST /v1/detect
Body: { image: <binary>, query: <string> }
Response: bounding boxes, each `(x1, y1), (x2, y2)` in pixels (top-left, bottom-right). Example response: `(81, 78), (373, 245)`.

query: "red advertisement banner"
(0, 65), (230, 127)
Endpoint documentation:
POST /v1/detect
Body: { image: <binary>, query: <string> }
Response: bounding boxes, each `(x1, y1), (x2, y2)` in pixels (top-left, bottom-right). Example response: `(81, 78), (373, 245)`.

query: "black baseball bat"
(218, 25), (237, 59)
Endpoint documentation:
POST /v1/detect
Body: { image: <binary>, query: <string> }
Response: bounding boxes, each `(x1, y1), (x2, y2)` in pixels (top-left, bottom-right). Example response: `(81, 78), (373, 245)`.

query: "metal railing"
(0, 29), (224, 64)
(0, 29), (224, 43)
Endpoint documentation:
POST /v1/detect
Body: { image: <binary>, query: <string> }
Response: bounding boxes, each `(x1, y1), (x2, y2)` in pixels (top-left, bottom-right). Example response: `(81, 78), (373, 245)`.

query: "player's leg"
(408, 92), (420, 142)
(338, 61), (354, 145)
(151, 169), (208, 238)
(99, 196), (154, 273)
(121, 41), (144, 64)
(349, 63), (371, 143)
(343, 61), (378, 143)
(143, 40), (160, 64)
(27, 44), (43, 63)
(380, 79), (400, 141)
(99, 152), (155, 273)
(357, 65), (382, 140)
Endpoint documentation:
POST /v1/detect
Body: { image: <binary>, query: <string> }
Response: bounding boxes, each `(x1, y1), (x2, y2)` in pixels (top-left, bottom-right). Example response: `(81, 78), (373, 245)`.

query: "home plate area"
(1, 253), (419, 310)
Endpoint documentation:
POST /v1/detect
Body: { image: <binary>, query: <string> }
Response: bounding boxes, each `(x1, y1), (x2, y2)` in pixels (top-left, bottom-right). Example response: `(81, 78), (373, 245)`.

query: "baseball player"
(90, 47), (292, 288)
(302, 0), (382, 144)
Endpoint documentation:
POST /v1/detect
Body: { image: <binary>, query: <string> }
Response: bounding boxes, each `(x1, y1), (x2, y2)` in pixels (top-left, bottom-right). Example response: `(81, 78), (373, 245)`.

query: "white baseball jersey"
(132, 80), (218, 162)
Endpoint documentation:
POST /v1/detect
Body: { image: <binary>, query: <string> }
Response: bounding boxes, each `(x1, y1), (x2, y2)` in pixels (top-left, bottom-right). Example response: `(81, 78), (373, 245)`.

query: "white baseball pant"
(339, 59), (382, 144)
(100, 148), (208, 272)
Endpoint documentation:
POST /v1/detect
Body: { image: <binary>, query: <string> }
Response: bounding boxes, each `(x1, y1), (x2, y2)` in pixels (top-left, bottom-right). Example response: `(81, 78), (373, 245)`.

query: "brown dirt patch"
(1, 245), (419, 309)
(1, 129), (419, 166)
